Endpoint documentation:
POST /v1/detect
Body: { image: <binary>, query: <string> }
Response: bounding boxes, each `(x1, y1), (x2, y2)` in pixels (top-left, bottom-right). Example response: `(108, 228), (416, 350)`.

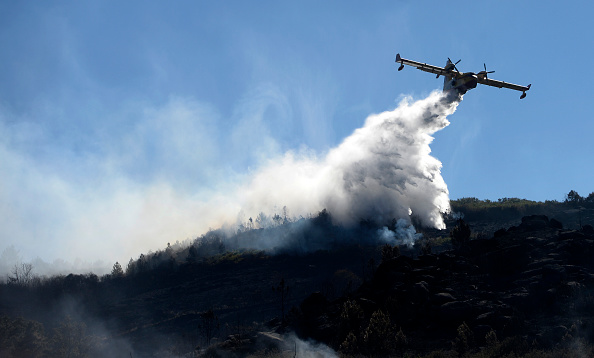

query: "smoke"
(281, 333), (339, 358)
(378, 219), (422, 247)
(451, 211), (465, 220)
(238, 91), (459, 230)
(0, 90), (459, 271)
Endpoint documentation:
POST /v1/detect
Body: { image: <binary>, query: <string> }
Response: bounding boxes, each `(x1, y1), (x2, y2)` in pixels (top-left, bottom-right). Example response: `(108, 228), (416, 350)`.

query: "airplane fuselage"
(441, 59), (478, 95)
(443, 72), (478, 95)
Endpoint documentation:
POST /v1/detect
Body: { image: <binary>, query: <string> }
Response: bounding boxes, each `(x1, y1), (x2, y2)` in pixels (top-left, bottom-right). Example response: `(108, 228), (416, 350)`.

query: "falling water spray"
(238, 91), (461, 244)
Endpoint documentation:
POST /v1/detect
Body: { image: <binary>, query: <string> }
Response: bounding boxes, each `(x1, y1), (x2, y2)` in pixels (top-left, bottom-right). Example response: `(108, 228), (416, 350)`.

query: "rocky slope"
(293, 215), (594, 356)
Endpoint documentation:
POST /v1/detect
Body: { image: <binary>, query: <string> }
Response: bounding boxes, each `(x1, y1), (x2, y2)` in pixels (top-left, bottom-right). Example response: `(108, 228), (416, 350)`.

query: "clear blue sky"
(1, 1), (593, 264)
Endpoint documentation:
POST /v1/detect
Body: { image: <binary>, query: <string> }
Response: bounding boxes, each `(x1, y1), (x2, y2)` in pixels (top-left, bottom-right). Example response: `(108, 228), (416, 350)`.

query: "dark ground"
(293, 214), (594, 356)
(1, 201), (594, 357)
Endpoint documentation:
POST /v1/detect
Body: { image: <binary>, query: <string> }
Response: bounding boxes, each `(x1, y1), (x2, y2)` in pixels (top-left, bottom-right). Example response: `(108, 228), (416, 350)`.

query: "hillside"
(1, 197), (594, 357)
(294, 215), (594, 357)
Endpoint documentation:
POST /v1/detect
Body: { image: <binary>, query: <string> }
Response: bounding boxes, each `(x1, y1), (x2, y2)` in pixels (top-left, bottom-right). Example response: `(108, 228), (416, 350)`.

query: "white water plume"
(239, 91), (460, 231)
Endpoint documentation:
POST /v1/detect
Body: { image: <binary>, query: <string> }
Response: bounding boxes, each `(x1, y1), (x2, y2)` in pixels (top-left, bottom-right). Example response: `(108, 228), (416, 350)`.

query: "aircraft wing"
(477, 77), (531, 93)
(395, 53), (453, 77)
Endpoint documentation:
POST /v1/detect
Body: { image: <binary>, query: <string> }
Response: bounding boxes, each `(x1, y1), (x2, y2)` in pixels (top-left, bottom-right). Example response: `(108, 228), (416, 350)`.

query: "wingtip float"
(395, 53), (531, 99)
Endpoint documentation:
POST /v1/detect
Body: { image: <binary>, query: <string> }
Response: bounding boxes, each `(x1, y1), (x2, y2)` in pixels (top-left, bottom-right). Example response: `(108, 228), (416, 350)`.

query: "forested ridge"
(1, 191), (594, 357)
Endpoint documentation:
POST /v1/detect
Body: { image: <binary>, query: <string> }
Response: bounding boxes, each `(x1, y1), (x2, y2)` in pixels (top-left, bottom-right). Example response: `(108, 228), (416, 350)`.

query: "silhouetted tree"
(8, 262), (34, 286)
(137, 254), (147, 272)
(340, 331), (359, 355)
(312, 208), (332, 228)
(255, 212), (269, 228)
(126, 258), (136, 276)
(395, 327), (408, 355)
(566, 190), (583, 203)
(420, 239), (432, 256)
(453, 321), (474, 356)
(485, 329), (499, 348)
(111, 262), (124, 278)
(381, 244), (400, 262)
(272, 278), (290, 323)
(272, 214), (283, 226)
(450, 219), (471, 249)
(339, 299), (364, 341)
(186, 245), (198, 263)
(199, 309), (219, 346)
(363, 310), (394, 355)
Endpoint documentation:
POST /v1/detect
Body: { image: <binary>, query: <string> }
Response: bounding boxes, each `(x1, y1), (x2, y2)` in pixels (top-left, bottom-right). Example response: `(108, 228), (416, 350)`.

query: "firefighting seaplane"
(395, 53), (531, 99)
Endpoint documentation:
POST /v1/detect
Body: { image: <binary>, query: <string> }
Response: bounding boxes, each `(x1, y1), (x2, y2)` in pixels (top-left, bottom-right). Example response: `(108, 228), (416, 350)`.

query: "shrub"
(420, 239), (432, 255)
(395, 327), (408, 354)
(381, 244), (400, 262)
(339, 300), (364, 339)
(0, 315), (47, 357)
(452, 322), (474, 356)
(339, 331), (359, 355)
(49, 316), (97, 358)
(450, 219), (471, 250)
(485, 329), (498, 348)
(363, 310), (394, 355)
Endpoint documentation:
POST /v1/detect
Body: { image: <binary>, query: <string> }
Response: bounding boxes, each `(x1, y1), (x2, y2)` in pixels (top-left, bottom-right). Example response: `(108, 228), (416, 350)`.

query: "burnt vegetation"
(1, 191), (594, 356)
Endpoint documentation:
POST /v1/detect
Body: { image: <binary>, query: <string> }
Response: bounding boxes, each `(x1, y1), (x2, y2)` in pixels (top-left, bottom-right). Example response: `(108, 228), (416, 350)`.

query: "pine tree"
(126, 258), (136, 276)
(111, 262), (124, 278)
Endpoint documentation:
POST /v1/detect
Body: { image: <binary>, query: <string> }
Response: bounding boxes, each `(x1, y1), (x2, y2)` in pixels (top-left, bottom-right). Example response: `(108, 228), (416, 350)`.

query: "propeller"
(481, 63), (495, 79)
(448, 57), (462, 74)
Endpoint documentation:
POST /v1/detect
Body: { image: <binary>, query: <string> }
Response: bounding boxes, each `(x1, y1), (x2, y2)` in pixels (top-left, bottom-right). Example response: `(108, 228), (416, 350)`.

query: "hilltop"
(1, 195), (594, 357)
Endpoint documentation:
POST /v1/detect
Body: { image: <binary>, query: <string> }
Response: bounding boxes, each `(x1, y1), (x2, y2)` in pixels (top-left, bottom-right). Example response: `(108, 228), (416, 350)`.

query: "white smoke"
(285, 333), (338, 358)
(255, 332), (338, 358)
(451, 211), (465, 220)
(238, 90), (459, 231)
(0, 90), (459, 270)
(378, 219), (422, 247)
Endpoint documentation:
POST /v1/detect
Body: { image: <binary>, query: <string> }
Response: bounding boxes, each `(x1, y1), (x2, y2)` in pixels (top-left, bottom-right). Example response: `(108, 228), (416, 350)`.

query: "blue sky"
(1, 1), (593, 265)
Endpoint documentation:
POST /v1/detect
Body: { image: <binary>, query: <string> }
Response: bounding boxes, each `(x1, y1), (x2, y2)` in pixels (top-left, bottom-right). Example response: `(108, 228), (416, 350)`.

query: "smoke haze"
(0, 91), (459, 274)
